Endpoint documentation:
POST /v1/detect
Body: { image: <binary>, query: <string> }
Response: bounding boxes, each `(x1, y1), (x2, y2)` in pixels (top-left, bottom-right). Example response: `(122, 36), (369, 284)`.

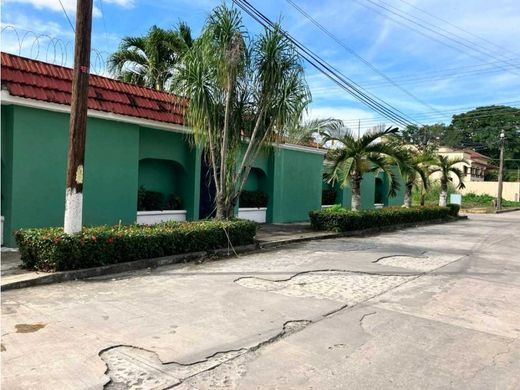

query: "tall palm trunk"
(439, 180), (448, 207)
(404, 182), (413, 208)
(351, 175), (362, 211)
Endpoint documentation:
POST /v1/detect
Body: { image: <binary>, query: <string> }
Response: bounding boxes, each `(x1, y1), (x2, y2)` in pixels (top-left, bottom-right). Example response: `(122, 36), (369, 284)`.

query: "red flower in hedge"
(107, 236), (114, 244)
(91, 235), (97, 241)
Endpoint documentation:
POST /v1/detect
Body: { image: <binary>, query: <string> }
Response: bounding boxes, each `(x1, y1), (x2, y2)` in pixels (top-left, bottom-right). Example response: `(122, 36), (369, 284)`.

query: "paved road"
(2, 212), (520, 389)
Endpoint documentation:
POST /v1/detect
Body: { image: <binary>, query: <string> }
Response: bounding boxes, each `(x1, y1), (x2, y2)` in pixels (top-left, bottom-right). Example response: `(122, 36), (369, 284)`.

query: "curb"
(495, 207), (520, 214)
(1, 217), (465, 291)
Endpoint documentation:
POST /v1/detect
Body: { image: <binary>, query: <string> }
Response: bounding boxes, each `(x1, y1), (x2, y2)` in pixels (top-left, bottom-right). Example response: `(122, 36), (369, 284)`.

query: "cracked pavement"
(2, 212), (520, 389)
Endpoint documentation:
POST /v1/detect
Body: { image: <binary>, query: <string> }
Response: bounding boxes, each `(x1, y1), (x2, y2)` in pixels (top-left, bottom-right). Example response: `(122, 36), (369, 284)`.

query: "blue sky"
(2, 0), (520, 130)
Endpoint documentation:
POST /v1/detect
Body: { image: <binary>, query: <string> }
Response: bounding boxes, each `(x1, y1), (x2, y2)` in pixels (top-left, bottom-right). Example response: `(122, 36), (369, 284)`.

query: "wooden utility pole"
(64, 0), (93, 234)
(496, 129), (505, 211)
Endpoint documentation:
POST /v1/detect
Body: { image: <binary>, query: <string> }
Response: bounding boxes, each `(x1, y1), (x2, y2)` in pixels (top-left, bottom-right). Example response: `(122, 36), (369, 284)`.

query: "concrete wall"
(268, 146), (324, 223)
(460, 181), (520, 202)
(0, 105), (200, 246)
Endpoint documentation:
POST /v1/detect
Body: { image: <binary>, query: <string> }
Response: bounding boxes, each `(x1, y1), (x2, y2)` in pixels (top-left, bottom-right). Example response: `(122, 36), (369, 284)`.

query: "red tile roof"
(1, 52), (187, 125)
(463, 149), (491, 160)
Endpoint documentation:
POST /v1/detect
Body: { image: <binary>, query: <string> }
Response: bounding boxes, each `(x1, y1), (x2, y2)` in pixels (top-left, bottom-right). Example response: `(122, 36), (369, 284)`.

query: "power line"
(353, 0), (520, 76)
(328, 104), (520, 126)
(57, 0), (75, 32)
(284, 0), (442, 115)
(370, 0), (520, 68)
(233, 0), (420, 127)
(395, 0), (519, 60)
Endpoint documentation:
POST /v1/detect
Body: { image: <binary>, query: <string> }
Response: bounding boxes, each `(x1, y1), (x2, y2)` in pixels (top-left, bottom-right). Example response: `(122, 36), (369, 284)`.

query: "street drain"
(374, 253), (461, 272)
(100, 320), (310, 389)
(235, 271), (412, 304)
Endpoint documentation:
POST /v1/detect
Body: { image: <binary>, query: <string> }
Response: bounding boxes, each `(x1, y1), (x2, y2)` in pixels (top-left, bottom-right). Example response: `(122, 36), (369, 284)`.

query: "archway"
(374, 177), (384, 206)
(137, 158), (185, 211)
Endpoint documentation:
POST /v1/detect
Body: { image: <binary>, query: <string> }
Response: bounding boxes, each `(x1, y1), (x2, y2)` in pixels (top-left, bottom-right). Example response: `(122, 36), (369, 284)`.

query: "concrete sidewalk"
(0, 223), (340, 291)
(0, 218), (461, 291)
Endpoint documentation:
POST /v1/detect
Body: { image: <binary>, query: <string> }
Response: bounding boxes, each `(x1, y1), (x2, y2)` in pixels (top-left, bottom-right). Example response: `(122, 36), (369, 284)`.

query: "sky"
(2, 0), (520, 131)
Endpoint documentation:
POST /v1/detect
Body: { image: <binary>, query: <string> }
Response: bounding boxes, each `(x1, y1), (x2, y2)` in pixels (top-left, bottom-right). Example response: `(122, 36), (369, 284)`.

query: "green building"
(1, 53), (403, 247)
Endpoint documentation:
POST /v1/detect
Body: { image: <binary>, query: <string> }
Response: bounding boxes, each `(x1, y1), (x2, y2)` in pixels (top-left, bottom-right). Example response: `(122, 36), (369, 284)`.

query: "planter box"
(238, 207), (267, 223)
(137, 210), (187, 225)
(321, 205), (334, 209)
(374, 203), (384, 209)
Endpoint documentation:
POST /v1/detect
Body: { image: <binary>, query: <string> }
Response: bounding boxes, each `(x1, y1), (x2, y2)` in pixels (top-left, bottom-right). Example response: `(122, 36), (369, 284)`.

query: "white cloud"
(2, 0), (135, 18)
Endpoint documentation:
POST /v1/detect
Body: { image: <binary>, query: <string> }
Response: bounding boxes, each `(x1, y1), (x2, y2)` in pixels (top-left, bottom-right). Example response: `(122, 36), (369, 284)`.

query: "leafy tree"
(108, 23), (193, 91)
(173, 4), (310, 219)
(321, 126), (404, 211)
(429, 155), (467, 207)
(400, 123), (451, 152)
(450, 105), (520, 172)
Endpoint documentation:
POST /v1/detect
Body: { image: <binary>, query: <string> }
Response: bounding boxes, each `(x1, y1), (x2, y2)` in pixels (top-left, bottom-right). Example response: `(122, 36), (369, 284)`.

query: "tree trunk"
(351, 175), (362, 211)
(439, 181), (448, 207)
(404, 183), (413, 208)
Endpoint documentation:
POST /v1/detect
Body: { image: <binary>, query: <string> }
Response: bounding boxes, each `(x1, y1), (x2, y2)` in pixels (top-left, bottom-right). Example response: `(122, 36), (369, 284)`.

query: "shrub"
(309, 206), (452, 232)
(138, 186), (183, 211)
(322, 190), (337, 205)
(15, 219), (257, 272)
(239, 190), (269, 208)
(447, 203), (460, 217)
(165, 194), (183, 210)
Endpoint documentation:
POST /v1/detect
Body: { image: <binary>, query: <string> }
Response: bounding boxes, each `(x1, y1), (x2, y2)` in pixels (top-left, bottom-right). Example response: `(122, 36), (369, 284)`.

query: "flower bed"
(309, 206), (452, 232)
(15, 219), (257, 272)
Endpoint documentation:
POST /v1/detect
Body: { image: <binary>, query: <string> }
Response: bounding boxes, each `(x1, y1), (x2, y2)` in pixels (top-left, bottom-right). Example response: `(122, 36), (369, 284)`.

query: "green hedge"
(15, 219), (257, 272)
(309, 206), (452, 232)
(447, 203), (460, 217)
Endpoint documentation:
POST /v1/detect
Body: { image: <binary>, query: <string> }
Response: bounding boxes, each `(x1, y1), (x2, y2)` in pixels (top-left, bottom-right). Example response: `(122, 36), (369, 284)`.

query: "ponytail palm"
(322, 126), (404, 211)
(429, 155), (467, 207)
(173, 4), (310, 219)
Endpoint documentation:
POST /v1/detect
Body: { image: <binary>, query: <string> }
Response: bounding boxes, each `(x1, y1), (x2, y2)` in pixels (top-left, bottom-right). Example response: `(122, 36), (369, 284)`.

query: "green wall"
(138, 159), (182, 203)
(322, 169), (405, 210)
(0, 106), (201, 246)
(138, 128), (200, 219)
(268, 147), (324, 223)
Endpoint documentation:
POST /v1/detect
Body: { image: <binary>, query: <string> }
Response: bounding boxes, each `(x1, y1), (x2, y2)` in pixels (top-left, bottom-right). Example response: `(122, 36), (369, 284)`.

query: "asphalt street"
(2, 212), (519, 389)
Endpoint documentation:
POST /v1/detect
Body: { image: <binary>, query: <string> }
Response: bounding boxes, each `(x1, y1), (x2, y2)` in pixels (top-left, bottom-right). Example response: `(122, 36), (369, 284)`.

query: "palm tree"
(108, 23), (192, 91)
(282, 118), (344, 145)
(429, 155), (467, 206)
(173, 4), (309, 219)
(321, 126), (405, 211)
(397, 150), (433, 208)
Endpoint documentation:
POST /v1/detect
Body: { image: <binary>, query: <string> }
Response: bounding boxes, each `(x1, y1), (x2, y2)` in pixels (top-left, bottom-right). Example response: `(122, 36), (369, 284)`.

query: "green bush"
(309, 206), (452, 232)
(239, 190), (269, 208)
(322, 190), (337, 205)
(15, 219), (257, 272)
(137, 186), (183, 211)
(447, 203), (460, 217)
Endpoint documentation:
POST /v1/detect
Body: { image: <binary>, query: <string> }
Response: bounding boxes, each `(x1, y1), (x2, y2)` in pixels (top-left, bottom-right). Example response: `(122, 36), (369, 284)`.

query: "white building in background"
(436, 147), (496, 182)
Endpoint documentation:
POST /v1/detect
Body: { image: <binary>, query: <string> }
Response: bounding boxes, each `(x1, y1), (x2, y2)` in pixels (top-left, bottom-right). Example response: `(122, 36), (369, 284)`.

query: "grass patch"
(15, 219), (257, 272)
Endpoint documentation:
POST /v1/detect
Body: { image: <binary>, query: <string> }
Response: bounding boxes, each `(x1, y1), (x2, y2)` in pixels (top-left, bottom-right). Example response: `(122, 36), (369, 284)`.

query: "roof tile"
(1, 52), (187, 126)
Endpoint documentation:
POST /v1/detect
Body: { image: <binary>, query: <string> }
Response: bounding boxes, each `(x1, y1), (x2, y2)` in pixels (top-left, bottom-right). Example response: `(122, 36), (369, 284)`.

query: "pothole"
(235, 271), (413, 304)
(100, 321), (310, 389)
(374, 253), (461, 272)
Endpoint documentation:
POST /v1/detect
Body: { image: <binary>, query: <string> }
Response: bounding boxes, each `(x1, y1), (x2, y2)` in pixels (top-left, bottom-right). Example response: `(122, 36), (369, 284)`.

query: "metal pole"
(496, 129), (505, 210)
(64, 0), (93, 234)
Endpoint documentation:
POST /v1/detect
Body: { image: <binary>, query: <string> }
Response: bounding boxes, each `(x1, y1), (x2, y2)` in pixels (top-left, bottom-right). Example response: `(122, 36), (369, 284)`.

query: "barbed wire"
(1, 25), (111, 75)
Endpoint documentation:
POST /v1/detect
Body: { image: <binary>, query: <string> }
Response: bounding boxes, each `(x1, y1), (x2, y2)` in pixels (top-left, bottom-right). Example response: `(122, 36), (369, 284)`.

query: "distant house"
(437, 147), (495, 182)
